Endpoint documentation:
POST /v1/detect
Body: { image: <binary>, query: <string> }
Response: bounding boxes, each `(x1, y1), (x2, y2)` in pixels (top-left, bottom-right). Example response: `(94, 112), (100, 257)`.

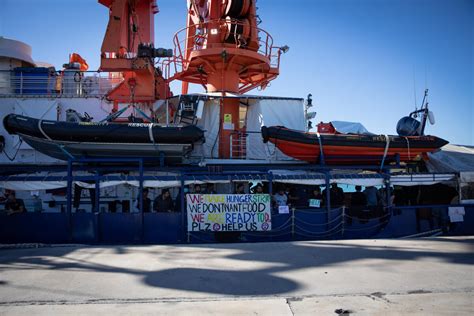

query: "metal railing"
(0, 70), (123, 98)
(229, 131), (248, 159)
(162, 19), (282, 81)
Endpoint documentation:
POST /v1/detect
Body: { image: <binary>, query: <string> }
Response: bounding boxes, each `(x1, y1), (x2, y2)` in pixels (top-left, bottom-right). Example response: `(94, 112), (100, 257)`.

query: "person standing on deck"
(5, 191), (26, 215)
(154, 189), (174, 213)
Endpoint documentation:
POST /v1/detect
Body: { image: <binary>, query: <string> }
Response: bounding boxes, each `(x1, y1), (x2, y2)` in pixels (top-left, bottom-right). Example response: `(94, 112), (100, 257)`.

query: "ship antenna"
(412, 67), (418, 114)
(419, 89), (429, 135)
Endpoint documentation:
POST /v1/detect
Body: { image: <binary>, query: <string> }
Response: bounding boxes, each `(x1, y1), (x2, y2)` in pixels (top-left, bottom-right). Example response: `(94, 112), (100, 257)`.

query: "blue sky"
(1, 0), (472, 145)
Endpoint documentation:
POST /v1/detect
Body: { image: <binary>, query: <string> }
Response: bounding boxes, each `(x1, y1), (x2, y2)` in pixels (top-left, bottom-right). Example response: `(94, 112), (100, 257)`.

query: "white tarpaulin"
(460, 172), (474, 184)
(0, 181), (67, 191)
(390, 173), (455, 186)
(274, 179), (326, 185)
(332, 178), (384, 186)
(426, 144), (474, 175)
(192, 99), (220, 159)
(0, 179), (239, 191)
(246, 98), (305, 160)
(331, 121), (373, 135)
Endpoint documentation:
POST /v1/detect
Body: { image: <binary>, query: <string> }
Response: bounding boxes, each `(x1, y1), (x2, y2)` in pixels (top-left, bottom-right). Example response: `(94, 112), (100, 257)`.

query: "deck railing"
(162, 19), (282, 81)
(0, 70), (123, 98)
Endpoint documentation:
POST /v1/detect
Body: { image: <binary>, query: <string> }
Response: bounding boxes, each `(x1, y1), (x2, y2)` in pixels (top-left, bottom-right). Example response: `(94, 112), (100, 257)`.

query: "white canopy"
(426, 144), (474, 185)
(390, 173), (455, 186)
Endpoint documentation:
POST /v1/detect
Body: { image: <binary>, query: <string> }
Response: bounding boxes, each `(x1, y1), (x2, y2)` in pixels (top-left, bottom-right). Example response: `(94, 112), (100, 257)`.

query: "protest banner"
(187, 194), (272, 232)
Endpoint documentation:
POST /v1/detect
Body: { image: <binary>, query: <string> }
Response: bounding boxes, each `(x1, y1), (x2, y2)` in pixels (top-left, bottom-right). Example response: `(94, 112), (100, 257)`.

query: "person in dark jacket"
(349, 185), (367, 225)
(351, 186), (367, 206)
(308, 186), (323, 208)
(133, 188), (152, 213)
(154, 189), (174, 212)
(5, 191), (26, 215)
(330, 183), (345, 207)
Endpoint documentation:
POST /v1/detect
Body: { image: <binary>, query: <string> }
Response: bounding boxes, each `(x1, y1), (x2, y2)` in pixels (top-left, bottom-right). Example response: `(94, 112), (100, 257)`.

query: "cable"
(343, 212), (391, 221)
(295, 229), (343, 239)
(380, 134), (390, 170)
(3, 139), (23, 161)
(295, 222), (343, 235)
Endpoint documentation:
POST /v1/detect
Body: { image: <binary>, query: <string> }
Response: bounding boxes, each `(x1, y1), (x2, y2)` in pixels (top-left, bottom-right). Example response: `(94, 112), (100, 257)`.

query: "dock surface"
(0, 237), (473, 315)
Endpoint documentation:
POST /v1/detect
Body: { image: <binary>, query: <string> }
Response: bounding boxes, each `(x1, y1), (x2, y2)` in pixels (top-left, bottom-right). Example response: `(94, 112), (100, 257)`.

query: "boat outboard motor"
(66, 109), (93, 123)
(396, 116), (421, 136)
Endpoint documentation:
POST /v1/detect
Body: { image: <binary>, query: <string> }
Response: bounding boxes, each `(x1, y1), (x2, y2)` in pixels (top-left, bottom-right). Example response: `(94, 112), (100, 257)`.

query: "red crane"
(98, 0), (171, 112)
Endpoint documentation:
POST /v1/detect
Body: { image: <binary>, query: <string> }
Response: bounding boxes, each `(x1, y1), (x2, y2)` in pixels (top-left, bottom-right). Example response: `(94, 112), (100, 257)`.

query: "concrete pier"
(0, 237), (472, 315)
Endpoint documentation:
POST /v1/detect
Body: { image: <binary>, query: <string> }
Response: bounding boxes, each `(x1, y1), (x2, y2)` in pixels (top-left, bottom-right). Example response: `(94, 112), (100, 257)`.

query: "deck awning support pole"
(66, 159), (73, 242)
(67, 159), (73, 215)
(268, 171), (273, 196)
(180, 174), (187, 243)
(139, 159), (144, 213)
(139, 158), (144, 242)
(94, 171), (100, 213)
(325, 171), (331, 232)
(385, 175), (392, 216)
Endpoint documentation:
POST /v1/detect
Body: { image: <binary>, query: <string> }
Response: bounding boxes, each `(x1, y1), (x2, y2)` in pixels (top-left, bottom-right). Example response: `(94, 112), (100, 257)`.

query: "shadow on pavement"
(0, 238), (472, 296)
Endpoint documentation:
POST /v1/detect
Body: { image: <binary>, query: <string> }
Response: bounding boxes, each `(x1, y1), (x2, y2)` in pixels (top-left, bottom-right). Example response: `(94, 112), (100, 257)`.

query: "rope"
(295, 222), (342, 235)
(404, 136), (411, 160)
(380, 134), (390, 170)
(269, 217), (292, 231)
(316, 132), (324, 164)
(37, 120), (52, 140)
(100, 104), (130, 123)
(399, 228), (442, 239)
(294, 214), (343, 226)
(134, 105), (153, 122)
(2, 139), (23, 161)
(343, 212), (391, 221)
(295, 206), (343, 214)
(148, 124), (155, 143)
(295, 229), (343, 239)
(343, 220), (389, 232)
(39, 100), (58, 120)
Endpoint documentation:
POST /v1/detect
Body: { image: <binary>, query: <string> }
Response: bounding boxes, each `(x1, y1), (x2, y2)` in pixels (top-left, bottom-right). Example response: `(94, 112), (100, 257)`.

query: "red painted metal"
(165, 0), (284, 158)
(99, 0), (170, 105)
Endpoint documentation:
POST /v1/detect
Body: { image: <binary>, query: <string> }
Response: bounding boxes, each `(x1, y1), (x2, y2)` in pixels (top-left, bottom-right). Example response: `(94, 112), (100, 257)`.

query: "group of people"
(134, 188), (180, 213)
(2, 183), (393, 214)
(271, 183), (395, 212)
(134, 184), (218, 213)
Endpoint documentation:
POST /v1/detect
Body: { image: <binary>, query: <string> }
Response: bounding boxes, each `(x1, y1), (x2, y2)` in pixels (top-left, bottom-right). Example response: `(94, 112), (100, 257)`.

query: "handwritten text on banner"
(187, 194), (272, 232)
